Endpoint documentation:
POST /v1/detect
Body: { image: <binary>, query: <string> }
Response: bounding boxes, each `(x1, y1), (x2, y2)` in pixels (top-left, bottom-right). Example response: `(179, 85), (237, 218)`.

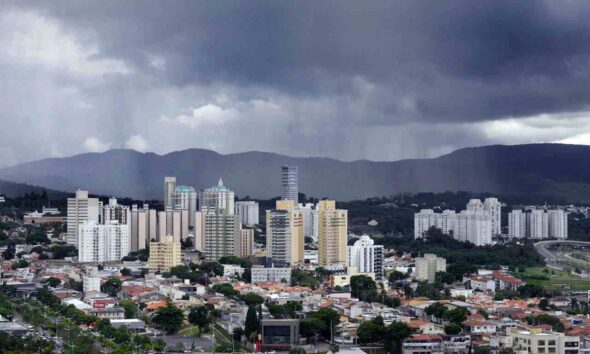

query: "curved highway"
(534, 240), (590, 270)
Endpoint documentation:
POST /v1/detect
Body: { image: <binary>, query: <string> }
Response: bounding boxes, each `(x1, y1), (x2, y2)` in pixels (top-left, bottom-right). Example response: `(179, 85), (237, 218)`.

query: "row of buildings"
(414, 198), (501, 246)
(508, 208), (568, 239)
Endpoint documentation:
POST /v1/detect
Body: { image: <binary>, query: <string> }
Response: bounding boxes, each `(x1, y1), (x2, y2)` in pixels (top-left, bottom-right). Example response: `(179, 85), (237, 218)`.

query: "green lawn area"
(179, 326), (202, 337)
(513, 266), (590, 291)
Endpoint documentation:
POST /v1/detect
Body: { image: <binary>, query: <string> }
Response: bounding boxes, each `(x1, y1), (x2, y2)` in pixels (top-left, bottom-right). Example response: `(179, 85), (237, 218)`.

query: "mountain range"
(1, 143), (590, 202)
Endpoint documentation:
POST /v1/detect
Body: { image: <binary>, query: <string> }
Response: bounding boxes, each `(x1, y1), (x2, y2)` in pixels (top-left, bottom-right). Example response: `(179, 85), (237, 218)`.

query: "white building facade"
(346, 235), (384, 280)
(235, 201), (259, 226)
(78, 221), (131, 262)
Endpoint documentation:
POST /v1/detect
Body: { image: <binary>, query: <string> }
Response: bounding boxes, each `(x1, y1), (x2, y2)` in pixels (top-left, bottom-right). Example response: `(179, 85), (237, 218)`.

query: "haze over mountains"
(1, 144), (590, 202)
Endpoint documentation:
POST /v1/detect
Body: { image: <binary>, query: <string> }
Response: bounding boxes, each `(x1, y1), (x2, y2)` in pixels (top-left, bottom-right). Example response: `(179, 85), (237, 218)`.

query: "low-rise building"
(509, 328), (580, 354)
(251, 267), (291, 283)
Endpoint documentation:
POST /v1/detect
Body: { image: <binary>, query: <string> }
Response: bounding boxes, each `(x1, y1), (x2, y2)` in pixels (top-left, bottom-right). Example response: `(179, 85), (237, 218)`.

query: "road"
(534, 240), (590, 270)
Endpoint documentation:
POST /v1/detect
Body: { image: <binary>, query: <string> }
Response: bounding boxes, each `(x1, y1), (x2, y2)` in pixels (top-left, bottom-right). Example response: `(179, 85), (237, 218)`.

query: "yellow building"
(266, 200), (304, 267)
(318, 200), (348, 267)
(149, 235), (181, 272)
(330, 267), (375, 288)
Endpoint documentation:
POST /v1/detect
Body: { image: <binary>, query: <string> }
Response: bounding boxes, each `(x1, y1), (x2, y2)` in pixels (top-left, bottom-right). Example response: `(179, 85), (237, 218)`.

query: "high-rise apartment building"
(414, 254), (446, 283)
(508, 210), (527, 239)
(201, 212), (240, 261)
(199, 178), (234, 214)
(548, 209), (568, 239)
(78, 221), (130, 262)
(235, 201), (259, 226)
(172, 185), (197, 228)
(101, 197), (130, 225)
(483, 198), (502, 235)
(67, 190), (100, 246)
(298, 203), (318, 241)
(528, 209), (549, 239)
(281, 165), (298, 203)
(239, 228), (254, 257)
(157, 209), (189, 243)
(266, 200), (304, 267)
(149, 235), (181, 272)
(456, 210), (492, 246)
(318, 200), (348, 267)
(130, 204), (157, 251)
(346, 234), (384, 279)
(164, 176), (176, 210)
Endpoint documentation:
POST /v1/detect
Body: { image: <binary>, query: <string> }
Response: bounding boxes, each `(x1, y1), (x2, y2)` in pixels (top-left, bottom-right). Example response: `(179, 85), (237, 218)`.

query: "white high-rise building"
(456, 210), (492, 246)
(78, 221), (130, 262)
(548, 209), (568, 239)
(102, 197), (130, 225)
(130, 204), (157, 251)
(346, 234), (384, 279)
(414, 254), (446, 283)
(157, 209), (189, 243)
(199, 178), (235, 214)
(466, 199), (483, 212)
(235, 201), (259, 226)
(414, 209), (457, 239)
(200, 212), (240, 261)
(172, 185), (197, 227)
(164, 177), (176, 210)
(483, 198), (502, 235)
(67, 190), (100, 246)
(298, 203), (319, 241)
(508, 210), (527, 239)
(281, 165), (298, 203)
(528, 209), (549, 239)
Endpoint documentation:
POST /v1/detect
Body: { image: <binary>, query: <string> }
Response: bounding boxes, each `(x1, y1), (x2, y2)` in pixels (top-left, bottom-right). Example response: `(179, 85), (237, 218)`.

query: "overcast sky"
(2, 1), (590, 167)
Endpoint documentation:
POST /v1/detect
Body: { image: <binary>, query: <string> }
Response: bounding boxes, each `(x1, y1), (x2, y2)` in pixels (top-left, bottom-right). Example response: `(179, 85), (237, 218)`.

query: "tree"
(350, 275), (377, 301)
(244, 305), (258, 341)
(120, 299), (138, 319)
(46, 277), (61, 288)
(539, 298), (549, 311)
(152, 302), (185, 334)
(425, 302), (447, 321)
(388, 271), (408, 282)
(300, 317), (326, 341)
(11, 259), (29, 269)
(188, 305), (210, 330)
(2, 246), (15, 260)
(101, 278), (122, 297)
(120, 267), (131, 276)
(241, 293), (264, 307)
(444, 323), (462, 335)
(357, 318), (385, 344)
(232, 327), (244, 342)
(310, 308), (340, 338)
(212, 283), (239, 297)
(443, 307), (470, 325)
(384, 321), (412, 354)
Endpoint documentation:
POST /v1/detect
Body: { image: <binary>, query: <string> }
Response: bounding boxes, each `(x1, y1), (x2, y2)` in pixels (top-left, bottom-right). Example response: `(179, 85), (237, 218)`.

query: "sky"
(2, 1), (590, 167)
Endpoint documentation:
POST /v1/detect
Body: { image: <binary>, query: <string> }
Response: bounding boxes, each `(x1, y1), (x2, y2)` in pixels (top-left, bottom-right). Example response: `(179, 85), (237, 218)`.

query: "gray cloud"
(3, 1), (590, 167)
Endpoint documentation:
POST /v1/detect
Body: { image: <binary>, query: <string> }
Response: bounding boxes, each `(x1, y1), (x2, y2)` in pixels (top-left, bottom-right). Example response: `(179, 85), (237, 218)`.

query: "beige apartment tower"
(149, 235), (182, 272)
(266, 200), (304, 267)
(67, 190), (100, 246)
(318, 200), (348, 267)
(239, 228), (254, 257)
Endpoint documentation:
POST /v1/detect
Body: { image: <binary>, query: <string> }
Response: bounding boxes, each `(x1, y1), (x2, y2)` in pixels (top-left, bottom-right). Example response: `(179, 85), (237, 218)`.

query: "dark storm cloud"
(3, 1), (590, 166)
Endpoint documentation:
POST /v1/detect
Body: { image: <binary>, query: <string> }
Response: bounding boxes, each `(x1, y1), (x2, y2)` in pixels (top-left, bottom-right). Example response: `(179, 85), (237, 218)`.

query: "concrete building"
(78, 221), (131, 262)
(548, 209), (568, 239)
(346, 234), (384, 279)
(130, 204), (157, 251)
(164, 176), (176, 210)
(508, 328), (579, 354)
(528, 209), (549, 239)
(456, 210), (492, 246)
(414, 254), (446, 283)
(101, 197), (129, 226)
(251, 266), (292, 283)
(172, 185), (197, 228)
(260, 319), (300, 352)
(483, 197), (502, 236)
(201, 212), (240, 261)
(149, 235), (181, 272)
(67, 190), (100, 246)
(414, 209), (457, 239)
(318, 200), (348, 267)
(266, 200), (304, 267)
(330, 266), (375, 288)
(298, 203), (319, 241)
(235, 201), (259, 226)
(239, 228), (254, 257)
(281, 165), (299, 203)
(199, 178), (235, 214)
(83, 276), (101, 293)
(508, 210), (527, 239)
(157, 209), (189, 243)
